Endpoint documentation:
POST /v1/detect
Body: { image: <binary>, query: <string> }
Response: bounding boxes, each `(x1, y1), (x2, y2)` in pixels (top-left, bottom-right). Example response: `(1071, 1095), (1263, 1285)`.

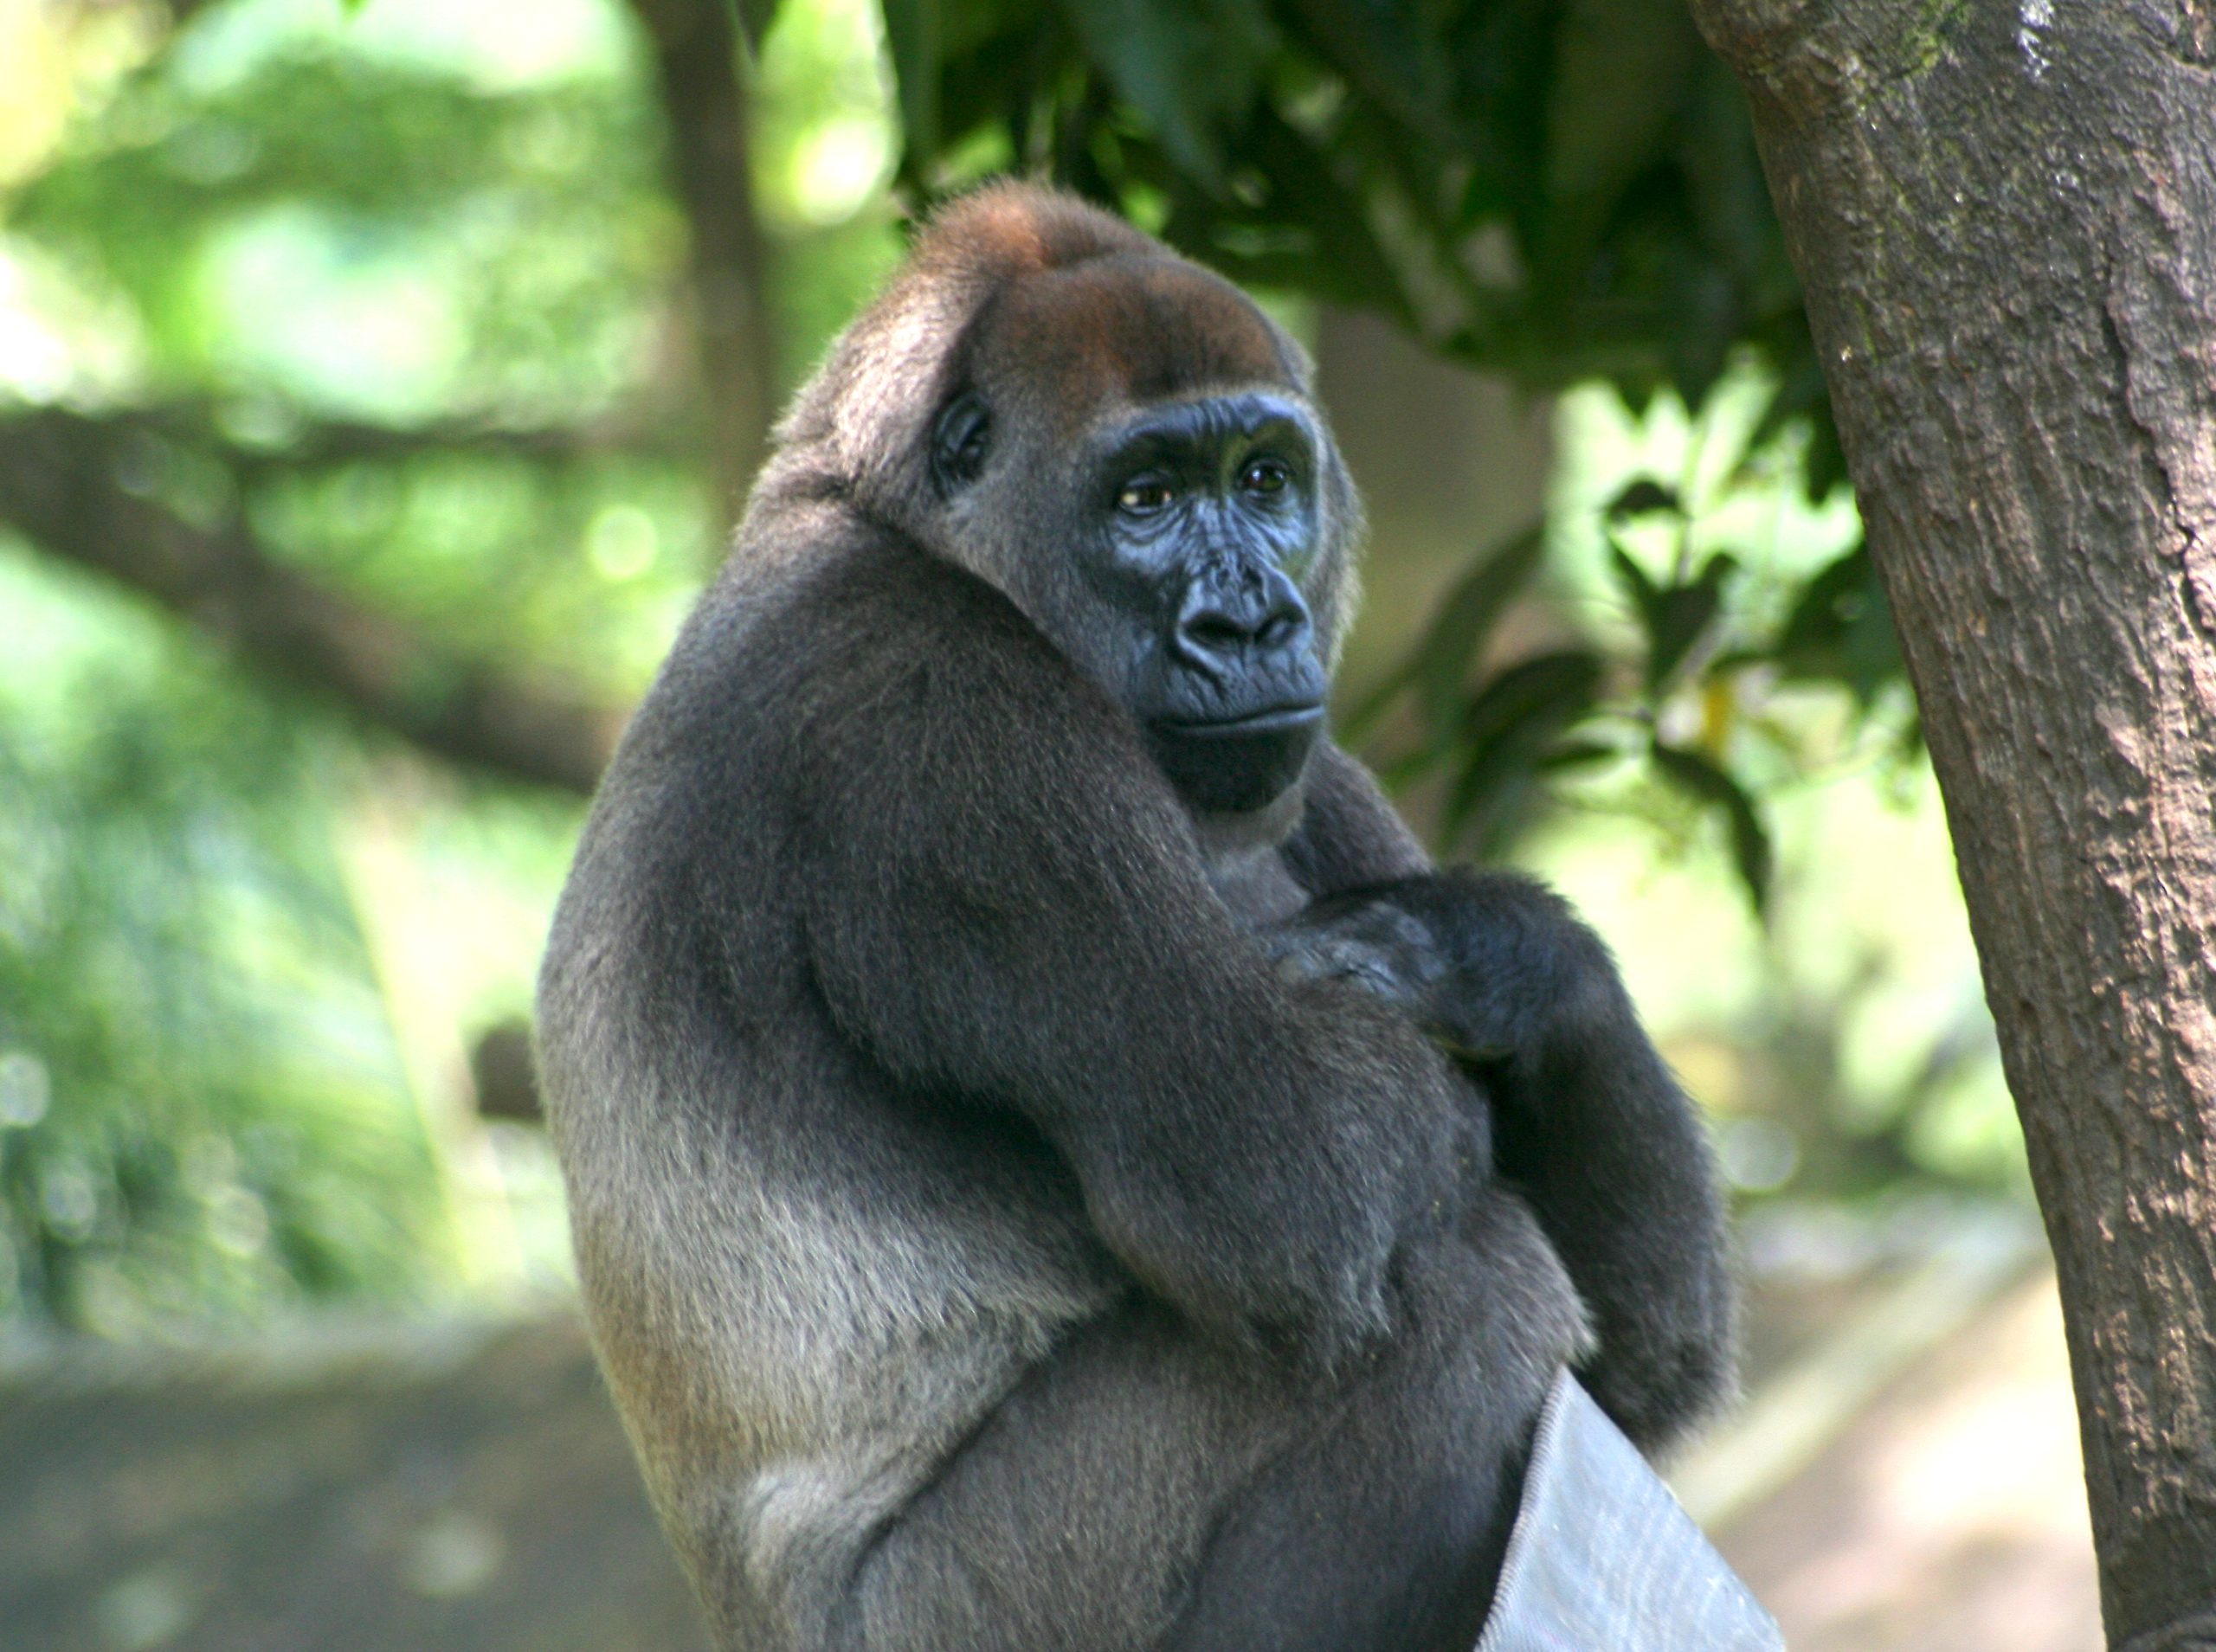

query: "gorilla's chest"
(1203, 841), (1310, 929)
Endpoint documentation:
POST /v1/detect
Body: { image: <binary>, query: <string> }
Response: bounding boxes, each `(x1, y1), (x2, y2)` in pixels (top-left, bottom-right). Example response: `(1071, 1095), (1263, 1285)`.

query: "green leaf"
(1540, 736), (1621, 772)
(1278, 0), (1456, 145)
(1440, 649), (1602, 850)
(1605, 478), (1678, 521)
(1343, 521), (1546, 744)
(1540, 0), (1702, 273)
(727, 0), (783, 55)
(1607, 538), (1659, 616)
(1459, 650), (1603, 745)
(1235, 110), (1414, 325)
(881, 0), (944, 168)
(1053, 0), (1277, 189)
(1774, 538), (1902, 705)
(1645, 553), (1736, 692)
(1652, 744), (1771, 915)
(1415, 521), (1548, 737)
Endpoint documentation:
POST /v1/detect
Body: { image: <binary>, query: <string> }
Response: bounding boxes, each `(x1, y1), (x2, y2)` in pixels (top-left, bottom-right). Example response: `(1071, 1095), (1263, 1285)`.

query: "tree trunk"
(632, 0), (776, 537)
(1685, 3), (2216, 1644)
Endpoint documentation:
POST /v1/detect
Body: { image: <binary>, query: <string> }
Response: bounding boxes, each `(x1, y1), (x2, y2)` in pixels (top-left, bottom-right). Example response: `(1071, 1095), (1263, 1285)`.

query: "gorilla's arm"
(791, 539), (1475, 1365)
(1278, 752), (1736, 1450)
(1279, 742), (1433, 890)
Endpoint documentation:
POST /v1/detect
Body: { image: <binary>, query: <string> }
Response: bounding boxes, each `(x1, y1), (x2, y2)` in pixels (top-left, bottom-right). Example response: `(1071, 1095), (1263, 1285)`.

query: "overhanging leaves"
(1652, 742), (1770, 914)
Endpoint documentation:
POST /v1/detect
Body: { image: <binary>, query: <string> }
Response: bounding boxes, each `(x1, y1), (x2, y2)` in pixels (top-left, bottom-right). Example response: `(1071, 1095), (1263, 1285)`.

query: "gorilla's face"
(1082, 390), (1330, 814)
(926, 260), (1343, 820)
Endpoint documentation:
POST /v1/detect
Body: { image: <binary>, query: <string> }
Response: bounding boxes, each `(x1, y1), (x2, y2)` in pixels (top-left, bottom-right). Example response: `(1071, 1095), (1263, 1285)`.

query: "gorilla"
(537, 183), (1734, 1652)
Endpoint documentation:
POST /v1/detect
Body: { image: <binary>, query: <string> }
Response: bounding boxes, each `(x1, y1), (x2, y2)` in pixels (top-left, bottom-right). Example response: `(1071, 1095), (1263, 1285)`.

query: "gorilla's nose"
(1172, 567), (1312, 676)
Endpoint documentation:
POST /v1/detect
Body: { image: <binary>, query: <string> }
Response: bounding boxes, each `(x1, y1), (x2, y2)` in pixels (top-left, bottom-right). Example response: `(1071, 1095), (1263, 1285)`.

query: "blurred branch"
(0, 408), (620, 793)
(211, 413), (674, 470)
(630, 0), (775, 535)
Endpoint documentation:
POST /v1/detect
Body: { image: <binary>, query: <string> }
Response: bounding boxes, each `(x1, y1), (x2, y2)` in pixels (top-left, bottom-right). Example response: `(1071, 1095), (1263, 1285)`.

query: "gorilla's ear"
(931, 390), (993, 495)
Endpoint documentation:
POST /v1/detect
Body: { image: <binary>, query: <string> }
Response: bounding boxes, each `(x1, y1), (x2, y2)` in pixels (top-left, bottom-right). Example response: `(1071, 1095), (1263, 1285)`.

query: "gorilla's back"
(537, 544), (1120, 1647)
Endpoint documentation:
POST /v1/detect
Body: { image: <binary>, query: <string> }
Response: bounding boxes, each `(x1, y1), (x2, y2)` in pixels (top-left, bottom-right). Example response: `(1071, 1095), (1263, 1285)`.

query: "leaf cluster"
(0, 551), (442, 1332)
(1349, 457), (1905, 913)
(866, 0), (1822, 431)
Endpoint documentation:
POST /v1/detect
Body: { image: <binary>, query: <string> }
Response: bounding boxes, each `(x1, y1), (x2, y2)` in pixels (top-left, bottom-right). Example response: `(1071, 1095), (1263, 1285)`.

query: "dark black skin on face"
(536, 184), (1736, 1652)
(1009, 386), (1332, 814)
(1095, 394), (1331, 814)
(934, 382), (1330, 816)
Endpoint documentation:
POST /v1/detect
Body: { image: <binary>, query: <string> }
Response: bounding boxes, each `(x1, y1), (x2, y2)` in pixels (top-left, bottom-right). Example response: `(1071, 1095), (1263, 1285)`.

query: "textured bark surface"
(1685, 3), (2216, 1645)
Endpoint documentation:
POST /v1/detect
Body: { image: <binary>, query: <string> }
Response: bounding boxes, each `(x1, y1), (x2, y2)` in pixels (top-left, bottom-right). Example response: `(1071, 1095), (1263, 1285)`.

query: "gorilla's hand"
(1263, 898), (1451, 1023)
(1264, 875), (1563, 1074)
(1278, 868), (1737, 1450)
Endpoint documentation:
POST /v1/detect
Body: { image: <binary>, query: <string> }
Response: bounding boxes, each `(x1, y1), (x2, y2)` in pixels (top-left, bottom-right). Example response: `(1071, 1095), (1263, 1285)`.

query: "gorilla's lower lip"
(1154, 704), (1327, 738)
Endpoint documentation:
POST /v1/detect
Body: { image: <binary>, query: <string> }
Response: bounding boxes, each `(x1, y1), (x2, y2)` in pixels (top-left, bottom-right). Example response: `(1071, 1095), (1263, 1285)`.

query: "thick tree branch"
(0, 408), (619, 794)
(1692, 2), (2216, 1645)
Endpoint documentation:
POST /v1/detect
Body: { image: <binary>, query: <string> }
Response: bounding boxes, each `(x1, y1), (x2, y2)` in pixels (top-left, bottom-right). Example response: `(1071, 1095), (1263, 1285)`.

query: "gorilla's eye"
(1240, 458), (1291, 498)
(1118, 479), (1177, 516)
(931, 391), (993, 494)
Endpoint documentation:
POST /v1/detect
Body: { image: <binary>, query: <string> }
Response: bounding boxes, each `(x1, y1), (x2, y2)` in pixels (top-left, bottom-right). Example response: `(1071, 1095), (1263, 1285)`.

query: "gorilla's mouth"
(1152, 702), (1326, 738)
(1145, 703), (1325, 813)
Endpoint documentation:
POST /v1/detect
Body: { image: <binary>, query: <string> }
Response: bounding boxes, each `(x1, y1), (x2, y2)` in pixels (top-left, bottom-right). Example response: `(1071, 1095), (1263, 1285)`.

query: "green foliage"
(0, 0), (910, 1327)
(1350, 448), (1901, 911)
(872, 0), (1814, 419)
(16, 52), (673, 421)
(0, 547), (441, 1332)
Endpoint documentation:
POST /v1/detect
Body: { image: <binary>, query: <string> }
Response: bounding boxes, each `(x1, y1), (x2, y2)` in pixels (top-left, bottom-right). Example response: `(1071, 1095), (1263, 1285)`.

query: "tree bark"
(1685, 3), (2216, 1644)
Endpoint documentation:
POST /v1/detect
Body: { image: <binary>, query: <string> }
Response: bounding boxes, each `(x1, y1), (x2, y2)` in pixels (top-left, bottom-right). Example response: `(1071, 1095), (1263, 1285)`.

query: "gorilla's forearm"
(1279, 743), (1433, 892)
(1267, 864), (1738, 1452)
(1474, 897), (1737, 1450)
(791, 537), (1475, 1364)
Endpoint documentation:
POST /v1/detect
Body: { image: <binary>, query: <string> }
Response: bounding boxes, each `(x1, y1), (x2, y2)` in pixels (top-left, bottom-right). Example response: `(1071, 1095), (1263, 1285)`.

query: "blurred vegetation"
(0, 0), (2018, 1336)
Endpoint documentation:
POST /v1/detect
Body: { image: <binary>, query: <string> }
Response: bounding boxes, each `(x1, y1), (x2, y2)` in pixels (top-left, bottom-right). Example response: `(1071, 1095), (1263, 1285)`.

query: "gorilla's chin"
(1147, 705), (1324, 815)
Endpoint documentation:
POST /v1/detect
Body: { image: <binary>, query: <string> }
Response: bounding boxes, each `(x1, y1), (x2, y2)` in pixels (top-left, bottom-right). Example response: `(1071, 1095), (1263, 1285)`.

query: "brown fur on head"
(759, 183), (1363, 669)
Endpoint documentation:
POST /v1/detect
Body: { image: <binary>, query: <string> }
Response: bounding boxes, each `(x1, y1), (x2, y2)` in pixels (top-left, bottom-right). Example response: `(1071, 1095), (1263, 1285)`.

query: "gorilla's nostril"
(1176, 565), (1311, 665)
(1185, 614), (1253, 652)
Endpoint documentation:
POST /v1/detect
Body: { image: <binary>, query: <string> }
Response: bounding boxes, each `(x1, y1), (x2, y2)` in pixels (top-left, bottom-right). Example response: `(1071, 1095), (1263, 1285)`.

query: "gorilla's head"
(782, 184), (1362, 820)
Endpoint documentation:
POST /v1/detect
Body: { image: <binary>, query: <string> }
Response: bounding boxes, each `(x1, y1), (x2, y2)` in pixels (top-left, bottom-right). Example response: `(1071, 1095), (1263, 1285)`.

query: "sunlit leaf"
(1652, 743), (1771, 915)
